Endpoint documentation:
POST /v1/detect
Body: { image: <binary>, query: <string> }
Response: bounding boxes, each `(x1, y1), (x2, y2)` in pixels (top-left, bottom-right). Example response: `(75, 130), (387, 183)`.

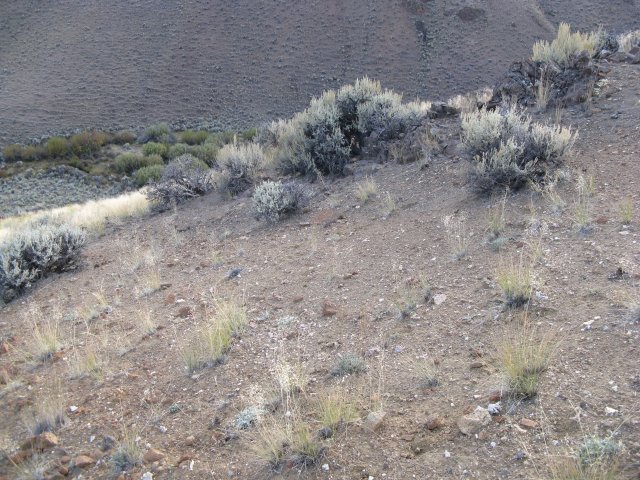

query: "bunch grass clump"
(180, 130), (209, 145)
(496, 256), (532, 308)
(114, 153), (163, 175)
(617, 30), (640, 53)
(462, 104), (576, 193)
(46, 136), (70, 158)
(498, 321), (557, 398)
(253, 181), (306, 222)
(533, 23), (603, 65)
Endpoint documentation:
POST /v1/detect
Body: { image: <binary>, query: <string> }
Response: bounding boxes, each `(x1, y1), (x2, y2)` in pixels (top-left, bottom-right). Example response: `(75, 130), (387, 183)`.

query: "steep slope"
(1, 0), (638, 145)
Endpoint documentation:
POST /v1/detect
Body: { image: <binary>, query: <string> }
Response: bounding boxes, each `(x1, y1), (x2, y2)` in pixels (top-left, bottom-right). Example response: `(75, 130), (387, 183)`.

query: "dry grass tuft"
(533, 23), (602, 65)
(498, 320), (557, 398)
(354, 176), (378, 203)
(496, 254), (532, 308)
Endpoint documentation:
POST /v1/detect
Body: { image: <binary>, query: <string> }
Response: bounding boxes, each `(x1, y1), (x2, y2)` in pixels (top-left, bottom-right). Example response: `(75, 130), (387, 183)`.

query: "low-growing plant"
(112, 130), (137, 145)
(331, 353), (367, 377)
(46, 136), (70, 158)
(254, 418), (289, 470)
(354, 176), (378, 203)
(234, 406), (264, 430)
(30, 316), (61, 362)
(142, 141), (168, 158)
(443, 214), (468, 259)
(551, 436), (622, 480)
(168, 143), (191, 160)
(315, 390), (359, 434)
(0, 220), (85, 300)
(253, 181), (306, 222)
(146, 154), (212, 208)
(618, 197), (634, 225)
(462, 105), (576, 193)
(289, 423), (324, 467)
(617, 30), (640, 53)
(496, 255), (532, 308)
(25, 394), (66, 435)
(134, 164), (165, 186)
(189, 143), (218, 166)
(180, 129), (209, 145)
(498, 321), (557, 398)
(110, 429), (143, 473)
(114, 153), (163, 175)
(3, 143), (25, 162)
(139, 122), (175, 144)
(70, 130), (108, 156)
(217, 143), (264, 195)
(533, 22), (603, 65)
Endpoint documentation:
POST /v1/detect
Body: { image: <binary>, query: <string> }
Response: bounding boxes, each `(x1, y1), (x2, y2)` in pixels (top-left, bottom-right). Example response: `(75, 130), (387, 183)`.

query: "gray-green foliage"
(462, 105), (576, 193)
(217, 143), (264, 195)
(331, 353), (367, 377)
(0, 221), (85, 301)
(146, 154), (212, 208)
(253, 181), (306, 222)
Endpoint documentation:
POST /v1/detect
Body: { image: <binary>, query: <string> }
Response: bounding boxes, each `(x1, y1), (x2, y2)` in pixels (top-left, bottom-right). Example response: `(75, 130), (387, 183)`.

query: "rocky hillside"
(1, 0), (638, 144)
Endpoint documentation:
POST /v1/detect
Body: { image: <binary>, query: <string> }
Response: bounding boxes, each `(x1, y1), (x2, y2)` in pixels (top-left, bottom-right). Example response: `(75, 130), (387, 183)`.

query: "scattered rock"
(433, 294), (447, 306)
(363, 411), (386, 433)
(143, 448), (165, 464)
(457, 406), (491, 435)
(292, 295), (304, 303)
(20, 432), (59, 451)
(322, 300), (338, 317)
(73, 455), (95, 468)
(175, 306), (192, 318)
(519, 418), (538, 429)
(185, 435), (196, 446)
(164, 293), (176, 305)
(425, 415), (445, 431)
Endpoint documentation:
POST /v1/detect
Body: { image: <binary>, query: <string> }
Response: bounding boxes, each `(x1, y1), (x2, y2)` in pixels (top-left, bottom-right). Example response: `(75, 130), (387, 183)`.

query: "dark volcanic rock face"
(0, 0), (638, 145)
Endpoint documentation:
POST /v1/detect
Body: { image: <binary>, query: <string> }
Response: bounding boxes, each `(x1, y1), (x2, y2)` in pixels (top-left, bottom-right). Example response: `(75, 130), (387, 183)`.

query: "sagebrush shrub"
(0, 221), (85, 301)
(462, 105), (576, 193)
(146, 154), (212, 208)
(139, 123), (176, 144)
(3, 144), (25, 162)
(266, 78), (429, 176)
(114, 153), (163, 175)
(112, 130), (137, 145)
(189, 144), (218, 166)
(168, 143), (191, 160)
(617, 30), (640, 53)
(70, 130), (108, 156)
(253, 181), (306, 222)
(180, 130), (208, 145)
(532, 23), (602, 65)
(217, 143), (264, 195)
(46, 137), (70, 158)
(134, 164), (165, 186)
(142, 142), (168, 158)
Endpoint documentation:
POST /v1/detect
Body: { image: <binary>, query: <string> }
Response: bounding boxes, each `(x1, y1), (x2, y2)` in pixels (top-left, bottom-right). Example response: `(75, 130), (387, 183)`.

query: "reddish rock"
(164, 292), (176, 305)
(21, 432), (59, 451)
(73, 455), (95, 468)
(176, 306), (192, 318)
(292, 295), (304, 303)
(143, 447), (165, 463)
(176, 453), (193, 466)
(425, 415), (445, 431)
(519, 418), (538, 429)
(595, 216), (609, 225)
(488, 391), (503, 402)
(0, 341), (10, 354)
(469, 361), (485, 369)
(58, 465), (69, 475)
(322, 300), (338, 317)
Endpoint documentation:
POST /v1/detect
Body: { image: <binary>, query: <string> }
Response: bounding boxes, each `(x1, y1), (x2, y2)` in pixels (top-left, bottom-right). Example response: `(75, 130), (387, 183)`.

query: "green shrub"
(180, 130), (208, 145)
(114, 153), (162, 175)
(142, 142), (168, 158)
(46, 137), (70, 158)
(217, 143), (264, 195)
(206, 131), (236, 147)
(134, 164), (165, 186)
(23, 145), (45, 161)
(240, 128), (257, 142)
(253, 181), (306, 222)
(70, 130), (108, 156)
(146, 154), (213, 208)
(0, 221), (85, 302)
(331, 353), (366, 377)
(112, 130), (137, 145)
(139, 123), (175, 144)
(168, 143), (191, 160)
(3, 144), (25, 162)
(189, 144), (218, 167)
(461, 105), (576, 193)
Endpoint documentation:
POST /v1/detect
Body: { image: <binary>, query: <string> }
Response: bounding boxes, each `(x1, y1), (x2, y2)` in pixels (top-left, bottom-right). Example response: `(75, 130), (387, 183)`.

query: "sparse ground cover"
(0, 34), (639, 480)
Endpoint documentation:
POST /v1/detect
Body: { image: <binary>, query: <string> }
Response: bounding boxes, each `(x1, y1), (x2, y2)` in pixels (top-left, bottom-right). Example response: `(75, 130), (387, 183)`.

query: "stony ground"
(1, 0), (639, 145)
(0, 62), (638, 479)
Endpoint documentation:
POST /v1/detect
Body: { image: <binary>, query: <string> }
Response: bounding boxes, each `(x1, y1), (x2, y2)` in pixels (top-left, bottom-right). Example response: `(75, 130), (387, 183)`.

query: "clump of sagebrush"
(551, 436), (622, 480)
(0, 220), (85, 301)
(261, 77), (429, 177)
(70, 130), (108, 156)
(253, 181), (306, 222)
(139, 122), (176, 144)
(146, 154), (213, 208)
(331, 353), (367, 377)
(180, 129), (209, 145)
(532, 23), (603, 66)
(114, 153), (163, 175)
(462, 104), (576, 193)
(217, 143), (264, 195)
(46, 136), (70, 158)
(134, 164), (165, 187)
(142, 141), (169, 158)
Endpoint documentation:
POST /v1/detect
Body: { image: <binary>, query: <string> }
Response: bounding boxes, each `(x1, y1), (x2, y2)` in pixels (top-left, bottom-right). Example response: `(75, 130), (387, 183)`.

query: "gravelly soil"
(1, 0), (638, 145)
(0, 63), (638, 479)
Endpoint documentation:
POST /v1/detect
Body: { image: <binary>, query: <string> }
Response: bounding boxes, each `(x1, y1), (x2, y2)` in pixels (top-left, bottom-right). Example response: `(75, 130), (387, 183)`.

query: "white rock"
(433, 294), (447, 305)
(322, 463), (329, 471)
(605, 407), (618, 416)
(141, 473), (153, 480)
(457, 406), (491, 435)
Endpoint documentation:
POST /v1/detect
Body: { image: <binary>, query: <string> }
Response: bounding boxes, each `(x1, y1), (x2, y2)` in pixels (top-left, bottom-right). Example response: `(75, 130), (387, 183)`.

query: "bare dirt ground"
(1, 0), (639, 145)
(0, 62), (638, 479)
